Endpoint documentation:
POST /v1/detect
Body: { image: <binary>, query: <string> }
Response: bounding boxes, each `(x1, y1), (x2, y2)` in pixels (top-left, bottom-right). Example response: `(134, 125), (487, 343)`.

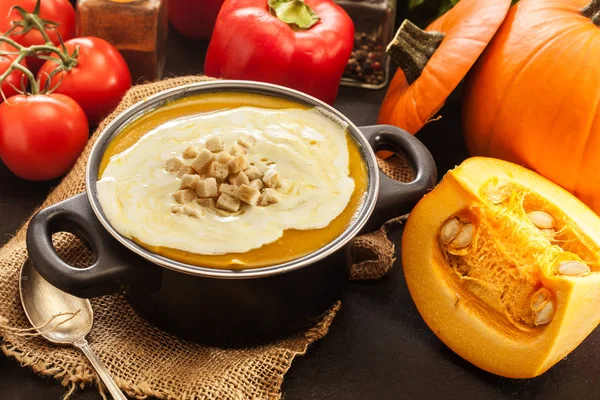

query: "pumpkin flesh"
(402, 157), (600, 378)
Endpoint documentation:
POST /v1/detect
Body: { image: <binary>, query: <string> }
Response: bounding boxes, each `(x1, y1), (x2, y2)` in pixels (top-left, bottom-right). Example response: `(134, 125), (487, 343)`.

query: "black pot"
(26, 81), (436, 347)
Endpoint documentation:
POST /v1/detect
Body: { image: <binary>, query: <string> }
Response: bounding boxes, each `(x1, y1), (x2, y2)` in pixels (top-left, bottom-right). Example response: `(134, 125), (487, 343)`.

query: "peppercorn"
(342, 30), (388, 87)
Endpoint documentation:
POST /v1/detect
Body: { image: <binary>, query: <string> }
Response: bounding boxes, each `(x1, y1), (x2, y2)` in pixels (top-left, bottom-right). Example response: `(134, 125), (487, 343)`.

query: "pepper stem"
(386, 20), (445, 84)
(268, 0), (320, 30)
(582, 0), (600, 26)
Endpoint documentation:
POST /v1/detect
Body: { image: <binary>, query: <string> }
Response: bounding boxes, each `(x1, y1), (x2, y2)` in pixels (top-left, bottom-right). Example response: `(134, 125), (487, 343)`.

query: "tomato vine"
(0, 0), (78, 97)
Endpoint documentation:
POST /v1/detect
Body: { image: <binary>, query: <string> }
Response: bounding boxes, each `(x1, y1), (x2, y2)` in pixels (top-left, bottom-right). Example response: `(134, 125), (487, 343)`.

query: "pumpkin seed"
(527, 211), (555, 229)
(487, 183), (509, 204)
(557, 261), (590, 277)
(441, 218), (460, 244)
(452, 223), (474, 249)
(540, 228), (555, 241)
(534, 300), (555, 326)
(530, 288), (551, 312)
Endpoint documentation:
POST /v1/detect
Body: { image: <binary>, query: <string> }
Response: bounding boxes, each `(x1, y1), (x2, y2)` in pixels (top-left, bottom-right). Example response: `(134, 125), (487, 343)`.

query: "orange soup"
(97, 92), (368, 269)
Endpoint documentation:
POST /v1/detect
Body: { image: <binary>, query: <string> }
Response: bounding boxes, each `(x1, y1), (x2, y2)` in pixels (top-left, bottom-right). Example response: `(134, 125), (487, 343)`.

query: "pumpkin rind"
(402, 157), (600, 378)
(463, 0), (600, 214)
(377, 0), (512, 134)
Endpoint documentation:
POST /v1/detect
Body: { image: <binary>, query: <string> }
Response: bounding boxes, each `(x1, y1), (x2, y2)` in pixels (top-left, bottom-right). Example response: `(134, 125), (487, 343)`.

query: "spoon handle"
(74, 338), (127, 400)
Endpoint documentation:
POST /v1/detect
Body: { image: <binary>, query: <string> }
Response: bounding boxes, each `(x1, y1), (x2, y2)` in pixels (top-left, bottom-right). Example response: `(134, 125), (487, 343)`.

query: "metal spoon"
(19, 258), (127, 400)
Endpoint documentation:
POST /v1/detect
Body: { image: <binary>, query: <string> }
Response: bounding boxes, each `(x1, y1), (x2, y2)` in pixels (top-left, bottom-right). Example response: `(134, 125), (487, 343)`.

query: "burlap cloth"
(0, 76), (413, 399)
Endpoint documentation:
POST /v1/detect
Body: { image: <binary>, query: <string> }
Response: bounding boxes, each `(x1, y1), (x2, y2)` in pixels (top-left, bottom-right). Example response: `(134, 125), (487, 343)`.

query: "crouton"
(216, 151), (233, 163)
(176, 165), (196, 179)
(209, 162), (229, 182)
(191, 149), (216, 174)
(166, 157), (185, 175)
(228, 154), (249, 174)
(182, 205), (201, 218)
(244, 166), (263, 180)
(170, 204), (184, 213)
(259, 188), (280, 206)
(194, 177), (218, 198)
(206, 136), (224, 152)
(263, 169), (282, 189)
(236, 184), (260, 206)
(219, 183), (238, 197)
(230, 143), (245, 156)
(249, 179), (264, 191)
(180, 174), (200, 190)
(183, 146), (201, 159)
(173, 189), (196, 204)
(228, 170), (250, 186)
(237, 136), (255, 148)
(216, 193), (241, 212)
(196, 198), (216, 208)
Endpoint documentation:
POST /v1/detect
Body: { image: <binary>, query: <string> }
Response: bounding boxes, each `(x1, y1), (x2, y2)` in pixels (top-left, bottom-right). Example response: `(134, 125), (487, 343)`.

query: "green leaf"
(439, 0), (460, 15)
(268, 0), (320, 30)
(409, 0), (427, 9)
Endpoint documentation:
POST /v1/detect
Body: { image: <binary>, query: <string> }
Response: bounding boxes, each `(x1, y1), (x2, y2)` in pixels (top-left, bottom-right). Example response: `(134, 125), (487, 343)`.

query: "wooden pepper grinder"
(76, 0), (168, 83)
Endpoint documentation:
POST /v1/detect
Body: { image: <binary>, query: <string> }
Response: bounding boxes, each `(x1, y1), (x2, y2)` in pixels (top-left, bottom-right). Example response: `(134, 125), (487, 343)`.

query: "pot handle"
(26, 192), (161, 298)
(359, 124), (437, 233)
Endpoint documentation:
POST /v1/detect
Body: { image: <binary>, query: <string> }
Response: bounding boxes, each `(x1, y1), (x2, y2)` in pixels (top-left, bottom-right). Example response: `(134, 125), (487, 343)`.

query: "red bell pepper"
(204, 0), (354, 105)
(168, 0), (225, 40)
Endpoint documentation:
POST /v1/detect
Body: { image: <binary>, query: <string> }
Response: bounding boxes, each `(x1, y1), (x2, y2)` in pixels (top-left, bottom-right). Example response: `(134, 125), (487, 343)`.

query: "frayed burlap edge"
(1, 300), (342, 400)
(350, 215), (408, 281)
(0, 75), (411, 399)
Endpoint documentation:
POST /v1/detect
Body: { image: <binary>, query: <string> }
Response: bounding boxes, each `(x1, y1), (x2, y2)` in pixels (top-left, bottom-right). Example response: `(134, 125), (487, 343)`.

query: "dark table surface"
(2, 30), (599, 400)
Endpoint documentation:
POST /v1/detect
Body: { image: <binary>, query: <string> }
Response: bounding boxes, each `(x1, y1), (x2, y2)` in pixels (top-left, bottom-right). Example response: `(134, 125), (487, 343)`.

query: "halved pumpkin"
(402, 157), (600, 378)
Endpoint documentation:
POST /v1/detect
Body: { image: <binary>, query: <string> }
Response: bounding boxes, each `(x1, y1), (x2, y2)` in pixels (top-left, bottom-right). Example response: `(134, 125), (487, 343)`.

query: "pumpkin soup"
(97, 92), (368, 269)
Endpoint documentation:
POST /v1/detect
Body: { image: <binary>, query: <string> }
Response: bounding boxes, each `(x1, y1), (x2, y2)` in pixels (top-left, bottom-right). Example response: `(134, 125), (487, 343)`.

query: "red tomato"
(0, 0), (76, 72)
(0, 42), (27, 100)
(0, 94), (88, 181)
(38, 37), (132, 126)
(168, 0), (224, 40)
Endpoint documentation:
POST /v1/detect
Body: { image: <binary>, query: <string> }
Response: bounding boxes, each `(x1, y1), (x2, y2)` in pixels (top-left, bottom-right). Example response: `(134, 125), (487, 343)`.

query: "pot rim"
(86, 80), (379, 279)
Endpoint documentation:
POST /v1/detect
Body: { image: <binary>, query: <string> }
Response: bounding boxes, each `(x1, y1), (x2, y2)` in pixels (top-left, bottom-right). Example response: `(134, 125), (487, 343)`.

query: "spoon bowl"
(19, 258), (127, 400)
(20, 258), (93, 344)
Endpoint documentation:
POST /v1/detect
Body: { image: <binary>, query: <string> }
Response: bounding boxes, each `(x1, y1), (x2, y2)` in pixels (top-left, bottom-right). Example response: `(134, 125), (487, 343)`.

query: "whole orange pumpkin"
(463, 0), (600, 214)
(378, 0), (512, 134)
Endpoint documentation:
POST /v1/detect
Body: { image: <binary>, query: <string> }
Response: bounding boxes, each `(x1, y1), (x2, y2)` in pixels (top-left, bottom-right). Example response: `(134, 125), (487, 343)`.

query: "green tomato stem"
(0, 2), (79, 98)
(0, 52), (25, 87)
(13, 62), (38, 94)
(0, 36), (70, 64)
(25, 13), (53, 45)
(0, 37), (75, 97)
(0, 36), (24, 51)
(30, 44), (70, 63)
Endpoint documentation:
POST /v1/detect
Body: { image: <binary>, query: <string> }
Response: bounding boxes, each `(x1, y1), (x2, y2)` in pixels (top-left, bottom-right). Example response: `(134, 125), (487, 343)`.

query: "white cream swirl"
(96, 107), (355, 255)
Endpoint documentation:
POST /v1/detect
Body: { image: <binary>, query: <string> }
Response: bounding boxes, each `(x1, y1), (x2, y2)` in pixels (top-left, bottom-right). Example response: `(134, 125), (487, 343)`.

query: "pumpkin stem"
(386, 20), (445, 85)
(582, 0), (600, 26)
